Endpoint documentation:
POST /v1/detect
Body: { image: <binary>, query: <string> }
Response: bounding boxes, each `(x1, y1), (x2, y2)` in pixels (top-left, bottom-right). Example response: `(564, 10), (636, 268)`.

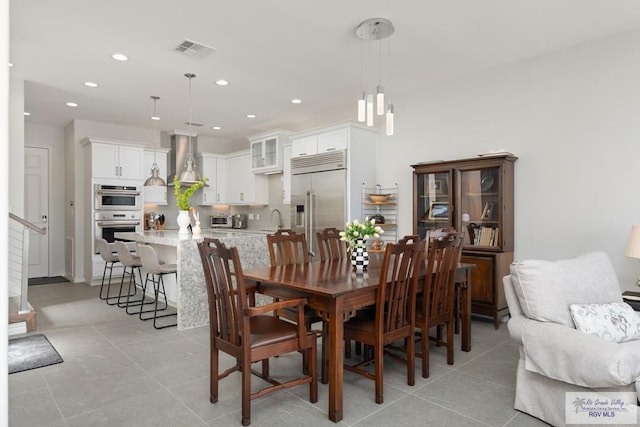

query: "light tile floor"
(9, 282), (548, 427)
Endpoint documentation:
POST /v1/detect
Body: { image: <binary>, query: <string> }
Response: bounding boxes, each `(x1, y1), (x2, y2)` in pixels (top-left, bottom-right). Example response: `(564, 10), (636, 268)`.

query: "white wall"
(9, 77), (24, 215)
(25, 123), (66, 276)
(376, 29), (640, 290)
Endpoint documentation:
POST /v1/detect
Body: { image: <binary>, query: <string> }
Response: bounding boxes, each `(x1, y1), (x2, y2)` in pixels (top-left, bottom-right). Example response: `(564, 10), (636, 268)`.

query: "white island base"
(114, 230), (270, 330)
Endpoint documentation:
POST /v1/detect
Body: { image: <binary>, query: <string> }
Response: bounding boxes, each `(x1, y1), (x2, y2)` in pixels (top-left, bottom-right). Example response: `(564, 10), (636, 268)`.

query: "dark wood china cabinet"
(412, 154), (517, 328)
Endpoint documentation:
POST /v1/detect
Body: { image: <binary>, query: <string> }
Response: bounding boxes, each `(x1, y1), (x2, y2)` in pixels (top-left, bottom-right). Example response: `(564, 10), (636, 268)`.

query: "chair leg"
(116, 266), (138, 307)
(374, 343), (384, 404)
(241, 357), (251, 426)
(321, 322), (328, 384)
(99, 261), (116, 301)
(421, 326), (430, 378)
(105, 263), (125, 305)
(446, 321), (454, 365)
(151, 273), (177, 329)
(210, 346), (219, 404)
(407, 331), (415, 387)
(309, 333), (318, 403)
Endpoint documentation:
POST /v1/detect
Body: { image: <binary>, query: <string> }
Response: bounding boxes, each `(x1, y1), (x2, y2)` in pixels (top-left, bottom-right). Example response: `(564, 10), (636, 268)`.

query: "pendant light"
(144, 96), (166, 187)
(355, 18), (395, 135)
(178, 73), (202, 183)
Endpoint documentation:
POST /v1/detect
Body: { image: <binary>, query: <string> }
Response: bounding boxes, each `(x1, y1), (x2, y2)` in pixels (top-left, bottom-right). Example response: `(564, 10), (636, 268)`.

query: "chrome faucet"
(271, 209), (282, 230)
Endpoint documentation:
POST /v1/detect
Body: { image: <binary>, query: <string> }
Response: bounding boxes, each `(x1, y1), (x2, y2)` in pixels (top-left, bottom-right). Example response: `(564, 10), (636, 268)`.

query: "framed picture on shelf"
(429, 179), (446, 195)
(428, 201), (449, 220)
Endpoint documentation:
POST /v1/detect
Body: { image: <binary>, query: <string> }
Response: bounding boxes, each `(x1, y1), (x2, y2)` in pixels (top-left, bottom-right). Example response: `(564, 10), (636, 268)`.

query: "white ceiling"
(10, 1), (640, 145)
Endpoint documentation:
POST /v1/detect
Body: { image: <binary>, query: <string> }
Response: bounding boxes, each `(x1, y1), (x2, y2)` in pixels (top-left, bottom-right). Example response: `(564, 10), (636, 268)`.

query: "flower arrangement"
(173, 175), (208, 210)
(339, 217), (384, 249)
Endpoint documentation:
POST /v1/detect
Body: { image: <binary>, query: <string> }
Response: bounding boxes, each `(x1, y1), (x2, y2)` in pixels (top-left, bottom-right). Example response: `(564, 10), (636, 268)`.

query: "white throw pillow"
(569, 302), (640, 343)
(510, 252), (622, 327)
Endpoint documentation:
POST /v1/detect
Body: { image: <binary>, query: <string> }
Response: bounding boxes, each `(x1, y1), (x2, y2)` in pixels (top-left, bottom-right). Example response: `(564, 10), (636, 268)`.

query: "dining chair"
(96, 238), (121, 304)
(265, 230), (325, 377)
(197, 238), (318, 426)
(316, 227), (347, 261)
(415, 231), (463, 378)
(342, 239), (425, 404)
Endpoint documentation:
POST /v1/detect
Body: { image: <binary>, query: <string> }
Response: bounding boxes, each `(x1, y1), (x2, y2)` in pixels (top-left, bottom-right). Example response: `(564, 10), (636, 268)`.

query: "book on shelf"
(472, 226), (499, 246)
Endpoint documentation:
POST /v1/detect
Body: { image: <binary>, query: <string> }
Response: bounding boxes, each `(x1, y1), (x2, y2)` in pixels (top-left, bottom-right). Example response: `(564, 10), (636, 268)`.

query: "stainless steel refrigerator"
(291, 150), (348, 256)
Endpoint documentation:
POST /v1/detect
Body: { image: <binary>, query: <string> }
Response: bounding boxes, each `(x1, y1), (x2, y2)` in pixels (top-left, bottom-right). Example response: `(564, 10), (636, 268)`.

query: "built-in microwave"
(95, 184), (142, 210)
(210, 214), (233, 228)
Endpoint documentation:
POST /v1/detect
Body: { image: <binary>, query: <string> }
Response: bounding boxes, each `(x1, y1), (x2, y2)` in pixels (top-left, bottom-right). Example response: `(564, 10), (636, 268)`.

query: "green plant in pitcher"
(173, 175), (208, 210)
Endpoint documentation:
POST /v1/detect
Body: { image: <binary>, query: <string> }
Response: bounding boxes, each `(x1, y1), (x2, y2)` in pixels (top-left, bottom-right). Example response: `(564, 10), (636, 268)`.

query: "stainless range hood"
(169, 131), (202, 186)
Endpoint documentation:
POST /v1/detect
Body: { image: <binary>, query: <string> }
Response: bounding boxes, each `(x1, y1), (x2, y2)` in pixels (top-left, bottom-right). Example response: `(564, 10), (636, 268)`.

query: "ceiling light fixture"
(212, 126), (221, 130)
(144, 96), (166, 187)
(215, 79), (229, 86)
(66, 102), (78, 107)
(291, 99), (302, 104)
(246, 114), (256, 119)
(111, 53), (128, 61)
(23, 112), (30, 116)
(84, 81), (99, 88)
(356, 18), (395, 136)
(8, 62), (13, 67)
(178, 73), (202, 183)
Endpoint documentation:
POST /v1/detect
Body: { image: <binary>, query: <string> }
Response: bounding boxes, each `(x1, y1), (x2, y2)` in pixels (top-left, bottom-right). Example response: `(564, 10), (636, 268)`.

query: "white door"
(25, 146), (49, 278)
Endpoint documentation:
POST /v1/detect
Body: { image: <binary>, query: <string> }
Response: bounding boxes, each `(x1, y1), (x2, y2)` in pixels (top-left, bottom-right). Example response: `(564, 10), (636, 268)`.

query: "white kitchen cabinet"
(142, 148), (170, 205)
(249, 129), (291, 173)
(89, 141), (144, 181)
(195, 153), (226, 205)
(290, 127), (348, 158)
(226, 151), (268, 205)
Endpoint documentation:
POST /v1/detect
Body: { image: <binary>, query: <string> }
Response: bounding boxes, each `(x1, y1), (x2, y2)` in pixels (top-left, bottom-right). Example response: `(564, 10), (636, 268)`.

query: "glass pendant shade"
(357, 93), (366, 122)
(366, 93), (374, 127)
(376, 85), (385, 115)
(386, 103), (394, 136)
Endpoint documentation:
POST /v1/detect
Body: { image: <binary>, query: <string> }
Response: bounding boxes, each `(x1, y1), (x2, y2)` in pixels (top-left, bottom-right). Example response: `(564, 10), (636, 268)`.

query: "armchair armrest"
(244, 298), (307, 317)
(521, 319), (640, 387)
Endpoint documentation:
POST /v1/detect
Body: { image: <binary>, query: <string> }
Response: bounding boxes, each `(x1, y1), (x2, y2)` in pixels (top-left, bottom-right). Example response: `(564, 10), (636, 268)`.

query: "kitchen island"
(114, 229), (270, 330)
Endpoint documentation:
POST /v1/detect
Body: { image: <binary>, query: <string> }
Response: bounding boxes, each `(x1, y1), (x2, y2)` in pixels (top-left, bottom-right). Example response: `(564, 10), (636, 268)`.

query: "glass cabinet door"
(459, 166), (501, 249)
(416, 171), (452, 239)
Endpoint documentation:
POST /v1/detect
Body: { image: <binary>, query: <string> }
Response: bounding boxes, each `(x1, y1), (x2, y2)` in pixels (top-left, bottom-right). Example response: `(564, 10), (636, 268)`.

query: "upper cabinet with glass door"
(413, 167), (454, 239)
(249, 129), (291, 174)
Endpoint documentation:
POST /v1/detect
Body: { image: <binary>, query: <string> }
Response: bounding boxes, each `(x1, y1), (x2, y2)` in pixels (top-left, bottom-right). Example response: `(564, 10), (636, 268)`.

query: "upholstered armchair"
(503, 251), (640, 427)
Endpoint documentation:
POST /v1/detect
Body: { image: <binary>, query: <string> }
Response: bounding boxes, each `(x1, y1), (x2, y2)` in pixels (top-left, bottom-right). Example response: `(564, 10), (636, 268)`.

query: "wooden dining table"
(243, 255), (473, 423)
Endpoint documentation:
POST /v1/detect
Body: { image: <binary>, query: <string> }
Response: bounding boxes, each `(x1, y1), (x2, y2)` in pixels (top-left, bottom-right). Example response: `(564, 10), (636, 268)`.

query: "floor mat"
(28, 276), (69, 286)
(8, 334), (63, 374)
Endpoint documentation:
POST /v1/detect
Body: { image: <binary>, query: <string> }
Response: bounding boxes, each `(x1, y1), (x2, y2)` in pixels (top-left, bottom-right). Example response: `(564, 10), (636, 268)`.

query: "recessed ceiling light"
(23, 112), (30, 116)
(150, 116), (160, 121)
(66, 102), (78, 107)
(212, 126), (221, 130)
(84, 81), (99, 88)
(246, 114), (256, 119)
(111, 53), (128, 61)
(291, 98), (302, 104)
(8, 62), (13, 67)
(215, 80), (229, 86)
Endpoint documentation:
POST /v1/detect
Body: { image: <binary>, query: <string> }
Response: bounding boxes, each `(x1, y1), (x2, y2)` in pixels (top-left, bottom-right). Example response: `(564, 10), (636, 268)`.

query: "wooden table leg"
(327, 297), (344, 423)
(460, 276), (471, 352)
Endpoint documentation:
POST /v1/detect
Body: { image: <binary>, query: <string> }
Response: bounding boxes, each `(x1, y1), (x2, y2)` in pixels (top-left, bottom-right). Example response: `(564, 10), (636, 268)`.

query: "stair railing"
(8, 213), (46, 313)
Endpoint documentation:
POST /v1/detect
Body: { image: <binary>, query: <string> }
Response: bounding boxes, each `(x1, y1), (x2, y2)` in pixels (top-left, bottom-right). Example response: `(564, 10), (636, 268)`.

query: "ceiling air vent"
(185, 122), (204, 127)
(174, 39), (216, 59)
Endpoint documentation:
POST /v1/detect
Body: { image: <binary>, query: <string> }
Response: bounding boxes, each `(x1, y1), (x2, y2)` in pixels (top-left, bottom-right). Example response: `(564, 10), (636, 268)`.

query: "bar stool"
(137, 244), (177, 329)
(96, 238), (121, 304)
(114, 241), (152, 314)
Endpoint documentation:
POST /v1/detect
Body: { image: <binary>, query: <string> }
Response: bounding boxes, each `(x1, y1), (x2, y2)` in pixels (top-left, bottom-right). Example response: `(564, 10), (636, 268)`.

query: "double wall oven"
(93, 184), (142, 253)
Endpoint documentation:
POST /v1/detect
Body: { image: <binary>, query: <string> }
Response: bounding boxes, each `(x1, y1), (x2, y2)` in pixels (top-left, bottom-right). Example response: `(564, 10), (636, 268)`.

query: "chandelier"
(356, 18), (395, 136)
